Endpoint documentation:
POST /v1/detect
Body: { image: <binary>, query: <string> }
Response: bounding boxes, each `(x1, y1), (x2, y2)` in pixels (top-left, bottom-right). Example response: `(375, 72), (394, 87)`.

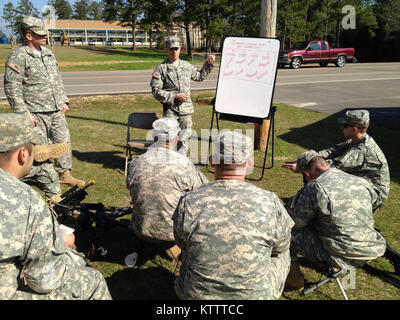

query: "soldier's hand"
(62, 104), (69, 116)
(207, 55), (216, 64)
(176, 93), (189, 102)
(282, 161), (298, 173)
(61, 229), (75, 249)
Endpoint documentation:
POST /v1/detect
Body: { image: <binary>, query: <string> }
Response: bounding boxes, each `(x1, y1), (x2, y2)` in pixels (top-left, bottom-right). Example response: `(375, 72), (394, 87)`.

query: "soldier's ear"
(17, 147), (28, 165)
(245, 156), (254, 172)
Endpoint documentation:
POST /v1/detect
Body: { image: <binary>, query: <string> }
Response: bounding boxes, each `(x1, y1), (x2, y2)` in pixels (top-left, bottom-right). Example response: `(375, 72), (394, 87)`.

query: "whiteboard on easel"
(214, 37), (280, 119)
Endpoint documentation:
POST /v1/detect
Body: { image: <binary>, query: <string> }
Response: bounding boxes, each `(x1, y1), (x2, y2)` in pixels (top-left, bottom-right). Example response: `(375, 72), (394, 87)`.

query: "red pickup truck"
(279, 40), (355, 69)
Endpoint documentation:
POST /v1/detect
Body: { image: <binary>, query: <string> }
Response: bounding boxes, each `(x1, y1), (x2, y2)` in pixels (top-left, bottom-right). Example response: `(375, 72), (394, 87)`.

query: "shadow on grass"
(279, 107), (400, 184)
(106, 266), (178, 300)
(73, 150), (124, 171)
(67, 115), (127, 127)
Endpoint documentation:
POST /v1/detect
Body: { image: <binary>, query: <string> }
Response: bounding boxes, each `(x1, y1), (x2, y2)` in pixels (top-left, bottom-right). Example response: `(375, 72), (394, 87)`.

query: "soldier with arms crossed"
(0, 113), (111, 300)
(173, 131), (294, 299)
(4, 16), (84, 188)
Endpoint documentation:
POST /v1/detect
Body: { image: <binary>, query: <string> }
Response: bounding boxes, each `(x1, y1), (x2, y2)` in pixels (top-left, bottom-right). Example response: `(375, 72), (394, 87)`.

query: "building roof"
(48, 19), (132, 30)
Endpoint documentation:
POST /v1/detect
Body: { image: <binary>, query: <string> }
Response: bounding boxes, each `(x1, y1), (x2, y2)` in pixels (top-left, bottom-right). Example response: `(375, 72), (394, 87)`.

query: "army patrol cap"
(152, 118), (181, 141)
(337, 109), (370, 126)
(165, 36), (181, 49)
(21, 16), (48, 36)
(0, 113), (42, 152)
(213, 131), (253, 164)
(296, 150), (319, 172)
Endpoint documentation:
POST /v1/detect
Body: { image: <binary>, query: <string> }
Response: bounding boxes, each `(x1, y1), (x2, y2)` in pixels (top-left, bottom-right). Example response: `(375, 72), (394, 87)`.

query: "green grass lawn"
(0, 92), (399, 300)
(0, 44), (219, 73)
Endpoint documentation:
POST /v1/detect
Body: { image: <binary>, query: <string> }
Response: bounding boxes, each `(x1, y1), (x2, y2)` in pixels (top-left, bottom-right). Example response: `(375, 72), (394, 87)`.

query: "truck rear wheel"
(335, 55), (346, 67)
(290, 57), (302, 69)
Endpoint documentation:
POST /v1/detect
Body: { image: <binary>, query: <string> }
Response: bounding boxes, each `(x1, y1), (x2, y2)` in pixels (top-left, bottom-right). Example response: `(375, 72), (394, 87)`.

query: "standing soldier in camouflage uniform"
(4, 16), (85, 188)
(284, 150), (386, 289)
(283, 109), (390, 209)
(126, 118), (208, 260)
(173, 131), (294, 300)
(0, 113), (111, 300)
(150, 36), (216, 155)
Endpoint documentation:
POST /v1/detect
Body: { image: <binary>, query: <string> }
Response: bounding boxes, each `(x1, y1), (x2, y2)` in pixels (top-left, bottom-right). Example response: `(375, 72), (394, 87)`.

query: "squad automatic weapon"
(48, 180), (133, 257)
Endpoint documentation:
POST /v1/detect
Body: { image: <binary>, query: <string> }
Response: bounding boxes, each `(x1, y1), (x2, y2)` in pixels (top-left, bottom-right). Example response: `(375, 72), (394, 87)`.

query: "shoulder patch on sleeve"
(8, 62), (20, 73)
(152, 71), (161, 80)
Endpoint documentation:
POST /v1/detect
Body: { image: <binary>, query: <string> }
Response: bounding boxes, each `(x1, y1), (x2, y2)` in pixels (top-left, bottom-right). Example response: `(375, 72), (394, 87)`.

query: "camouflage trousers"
(174, 250), (291, 300)
(291, 226), (366, 269)
(32, 110), (72, 174)
(11, 266), (111, 300)
(163, 107), (192, 156)
(22, 161), (61, 197)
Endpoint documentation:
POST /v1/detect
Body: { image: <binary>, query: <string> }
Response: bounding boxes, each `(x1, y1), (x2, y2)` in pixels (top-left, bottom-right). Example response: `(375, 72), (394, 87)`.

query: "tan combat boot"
(59, 170), (85, 187)
(284, 262), (305, 291)
(165, 244), (182, 261)
(34, 142), (68, 162)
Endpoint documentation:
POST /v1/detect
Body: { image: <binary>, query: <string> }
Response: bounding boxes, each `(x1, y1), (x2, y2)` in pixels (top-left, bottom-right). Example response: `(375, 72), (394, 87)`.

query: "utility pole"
(255, 0), (277, 151)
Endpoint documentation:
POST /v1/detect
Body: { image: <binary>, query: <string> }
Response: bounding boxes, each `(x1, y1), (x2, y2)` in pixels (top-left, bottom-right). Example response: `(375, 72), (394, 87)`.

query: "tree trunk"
(336, 17), (340, 48)
(185, 24), (192, 57)
(149, 28), (153, 49)
(131, 18), (136, 52)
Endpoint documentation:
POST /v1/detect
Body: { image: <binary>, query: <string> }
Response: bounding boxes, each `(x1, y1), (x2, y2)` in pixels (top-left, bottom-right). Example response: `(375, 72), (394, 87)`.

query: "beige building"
(47, 19), (148, 45)
(46, 19), (204, 49)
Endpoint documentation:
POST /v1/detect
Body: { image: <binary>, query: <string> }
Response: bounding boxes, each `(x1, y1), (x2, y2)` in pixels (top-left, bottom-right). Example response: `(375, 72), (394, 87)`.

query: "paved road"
(1, 62), (399, 116)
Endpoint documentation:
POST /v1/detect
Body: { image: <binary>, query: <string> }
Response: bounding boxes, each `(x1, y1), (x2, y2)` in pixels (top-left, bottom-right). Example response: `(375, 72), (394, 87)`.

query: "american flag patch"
(8, 62), (20, 73)
(152, 71), (160, 79)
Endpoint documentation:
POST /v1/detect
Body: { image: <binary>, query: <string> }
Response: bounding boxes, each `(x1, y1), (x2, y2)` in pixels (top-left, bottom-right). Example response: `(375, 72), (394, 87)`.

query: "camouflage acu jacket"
(287, 168), (386, 261)
(318, 133), (390, 208)
(150, 59), (213, 115)
(0, 168), (84, 299)
(126, 145), (209, 242)
(173, 179), (294, 300)
(4, 45), (69, 114)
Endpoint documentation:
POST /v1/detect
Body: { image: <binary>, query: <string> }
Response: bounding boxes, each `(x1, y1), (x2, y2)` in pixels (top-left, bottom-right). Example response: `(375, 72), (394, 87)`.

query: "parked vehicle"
(279, 41), (355, 69)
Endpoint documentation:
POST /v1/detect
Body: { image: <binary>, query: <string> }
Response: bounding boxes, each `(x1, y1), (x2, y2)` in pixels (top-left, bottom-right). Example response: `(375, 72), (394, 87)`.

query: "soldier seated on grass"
(172, 130), (294, 299)
(0, 113), (111, 300)
(284, 150), (387, 290)
(126, 118), (208, 261)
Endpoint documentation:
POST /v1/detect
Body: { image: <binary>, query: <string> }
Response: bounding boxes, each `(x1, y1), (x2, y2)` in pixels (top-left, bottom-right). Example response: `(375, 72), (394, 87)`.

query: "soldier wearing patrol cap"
(282, 109), (390, 209)
(150, 35), (216, 156)
(126, 117), (209, 260)
(173, 130), (294, 299)
(4, 16), (85, 189)
(0, 113), (111, 300)
(284, 150), (386, 290)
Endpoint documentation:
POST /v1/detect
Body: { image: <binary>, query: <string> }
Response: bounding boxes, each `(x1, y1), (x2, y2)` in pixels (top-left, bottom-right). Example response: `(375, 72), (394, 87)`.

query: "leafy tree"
(73, 0), (90, 20)
(2, 0), (39, 38)
(141, 0), (175, 49)
(88, 1), (104, 20)
(47, 0), (73, 19)
(103, 0), (147, 51)
(173, 0), (198, 56)
(193, 0), (232, 52)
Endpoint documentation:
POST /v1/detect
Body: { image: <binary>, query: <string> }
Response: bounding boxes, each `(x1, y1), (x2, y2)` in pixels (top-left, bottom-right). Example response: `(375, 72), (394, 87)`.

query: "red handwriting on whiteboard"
(222, 47), (276, 85)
